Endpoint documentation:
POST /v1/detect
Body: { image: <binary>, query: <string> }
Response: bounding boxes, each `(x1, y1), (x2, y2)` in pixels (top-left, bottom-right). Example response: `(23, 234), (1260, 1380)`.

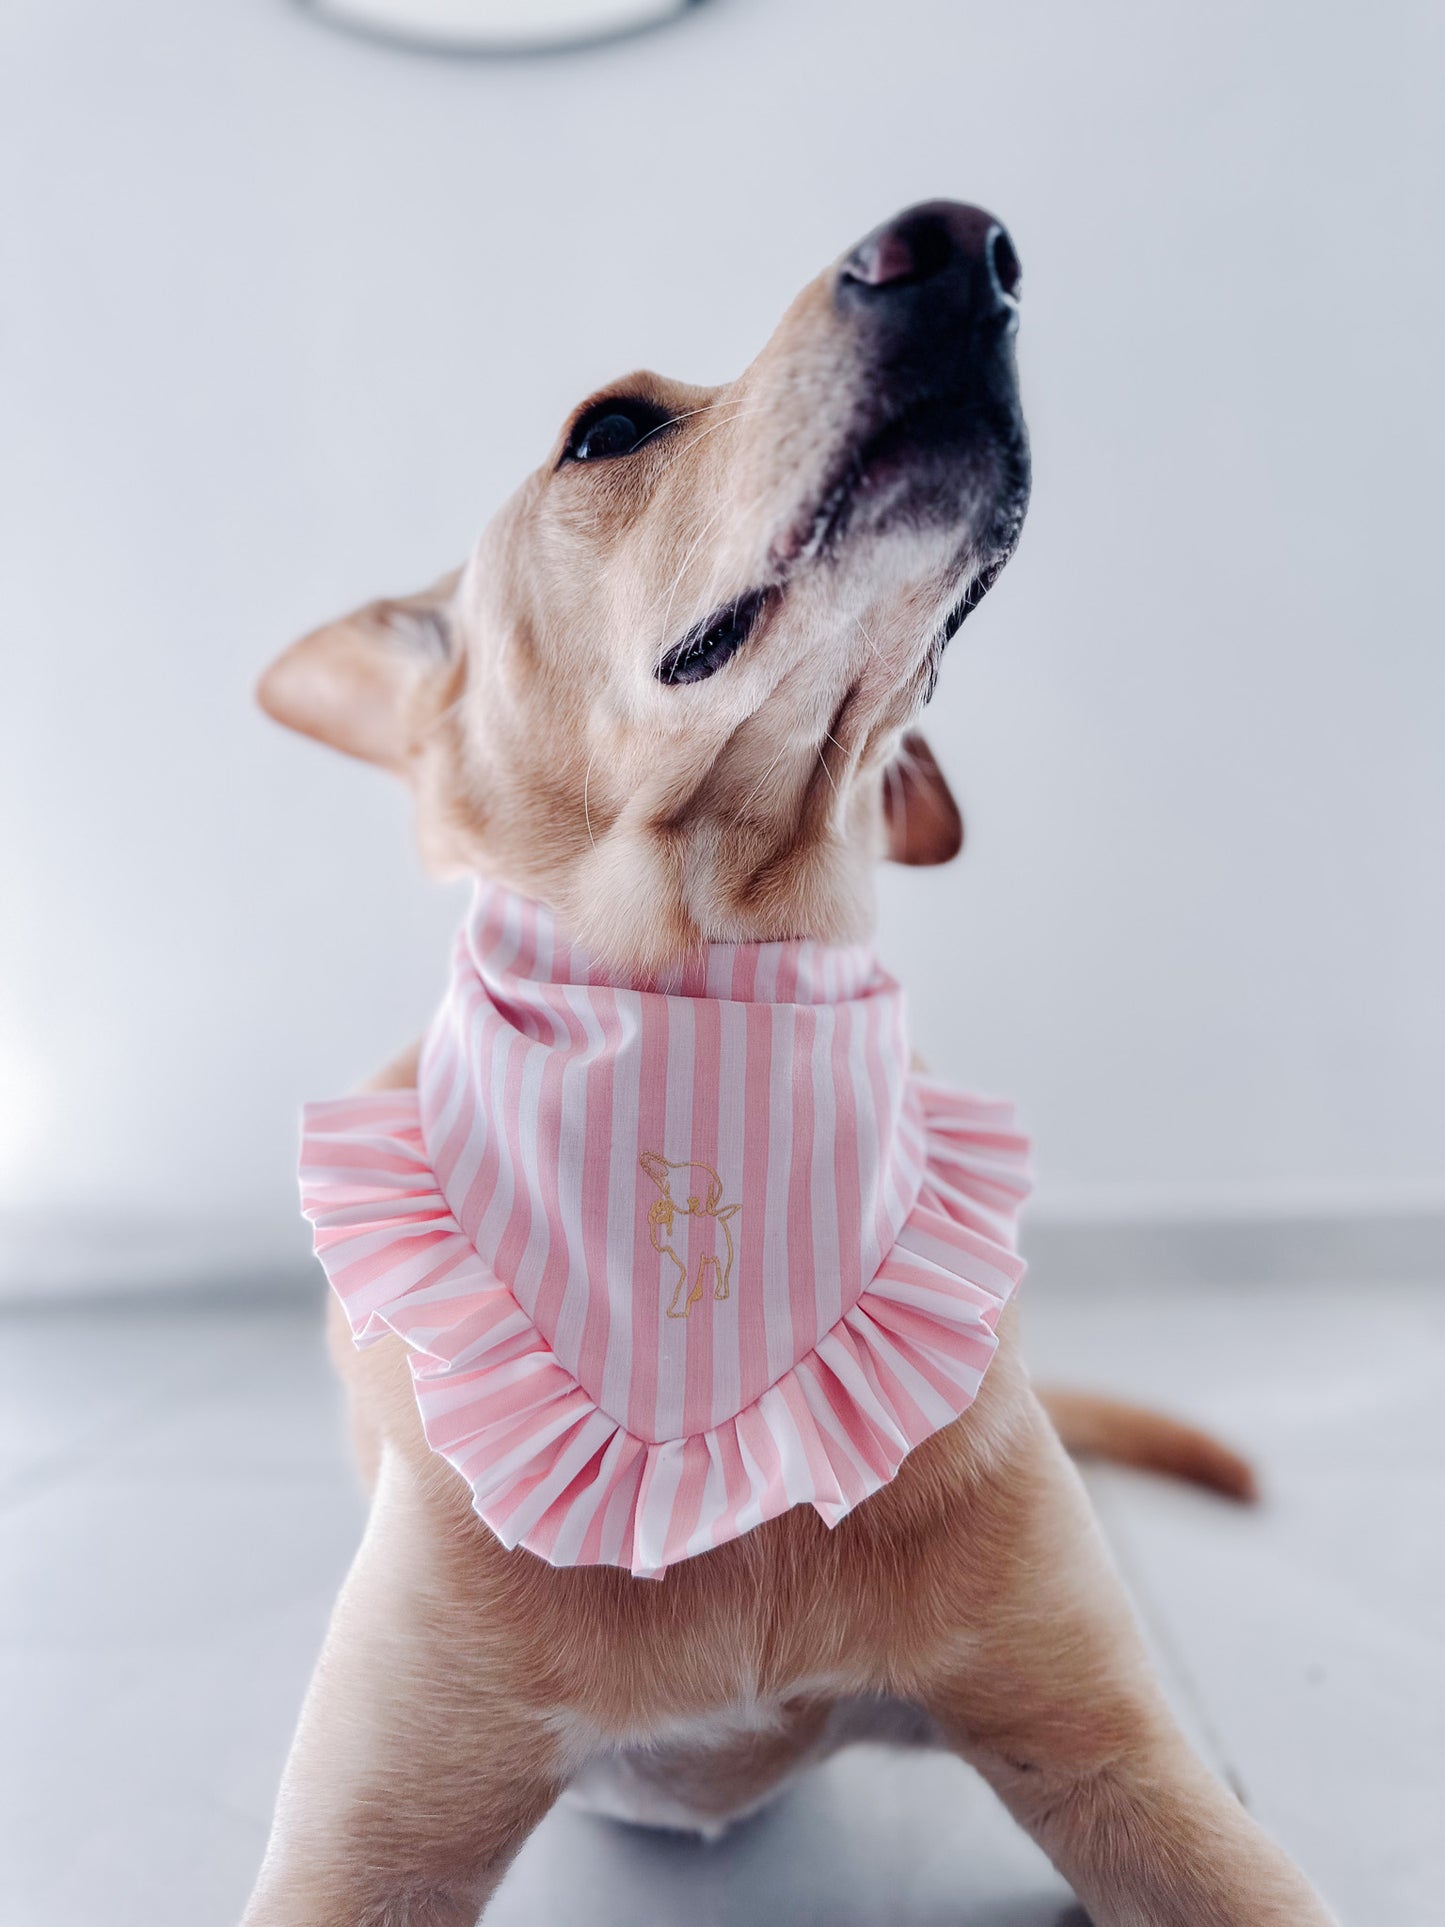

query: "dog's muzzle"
(800, 199), (1031, 571)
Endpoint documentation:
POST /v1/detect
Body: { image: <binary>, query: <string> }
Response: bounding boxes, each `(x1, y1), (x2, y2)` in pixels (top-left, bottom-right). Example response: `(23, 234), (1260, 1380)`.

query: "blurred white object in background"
(302, 0), (702, 55)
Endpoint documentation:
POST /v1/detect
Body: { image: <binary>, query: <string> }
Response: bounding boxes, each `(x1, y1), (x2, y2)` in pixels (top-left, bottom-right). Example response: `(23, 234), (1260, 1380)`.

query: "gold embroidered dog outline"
(639, 1152), (741, 1320)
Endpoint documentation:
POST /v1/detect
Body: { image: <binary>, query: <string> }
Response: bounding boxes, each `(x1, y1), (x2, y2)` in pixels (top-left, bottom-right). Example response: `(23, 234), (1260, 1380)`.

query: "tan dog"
(246, 203), (1333, 1926)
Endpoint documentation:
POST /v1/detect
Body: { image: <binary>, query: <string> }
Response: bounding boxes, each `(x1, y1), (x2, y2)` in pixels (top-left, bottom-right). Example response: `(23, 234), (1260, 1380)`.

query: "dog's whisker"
(582, 749), (599, 851)
(631, 400), (733, 453)
(644, 489), (735, 624)
(652, 493), (738, 650)
(816, 731), (844, 801)
(851, 611), (884, 666)
(731, 732), (801, 824)
(883, 756), (907, 846)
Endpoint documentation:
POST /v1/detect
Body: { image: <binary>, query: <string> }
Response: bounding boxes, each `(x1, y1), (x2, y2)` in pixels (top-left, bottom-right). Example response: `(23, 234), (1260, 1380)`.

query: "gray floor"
(1, 1273), (1440, 1926)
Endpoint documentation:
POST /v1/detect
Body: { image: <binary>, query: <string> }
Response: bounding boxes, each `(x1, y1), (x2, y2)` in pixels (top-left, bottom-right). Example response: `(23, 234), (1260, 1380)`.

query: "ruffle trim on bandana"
(300, 1077), (1031, 1579)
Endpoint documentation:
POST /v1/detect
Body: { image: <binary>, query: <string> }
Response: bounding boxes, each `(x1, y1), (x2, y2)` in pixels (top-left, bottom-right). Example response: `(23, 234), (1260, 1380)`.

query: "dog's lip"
(767, 386), (985, 574)
(656, 584), (777, 686)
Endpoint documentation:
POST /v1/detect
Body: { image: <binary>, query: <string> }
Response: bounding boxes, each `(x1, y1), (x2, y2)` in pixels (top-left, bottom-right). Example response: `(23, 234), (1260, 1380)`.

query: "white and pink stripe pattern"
(301, 880), (1032, 1578)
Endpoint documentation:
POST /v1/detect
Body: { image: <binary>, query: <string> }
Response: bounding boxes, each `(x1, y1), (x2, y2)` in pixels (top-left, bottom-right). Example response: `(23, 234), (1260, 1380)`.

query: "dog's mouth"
(653, 394), (1028, 689)
(775, 384), (1030, 573)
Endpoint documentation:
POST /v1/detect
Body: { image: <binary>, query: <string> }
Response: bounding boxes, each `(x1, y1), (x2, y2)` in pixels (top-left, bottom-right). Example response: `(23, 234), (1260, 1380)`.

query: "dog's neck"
(432, 781), (884, 982)
(418, 637), (898, 971)
(446, 872), (882, 1002)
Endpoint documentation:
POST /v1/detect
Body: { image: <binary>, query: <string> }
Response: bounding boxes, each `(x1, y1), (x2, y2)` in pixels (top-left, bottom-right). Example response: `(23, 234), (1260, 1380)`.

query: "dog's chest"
(556, 1692), (943, 1839)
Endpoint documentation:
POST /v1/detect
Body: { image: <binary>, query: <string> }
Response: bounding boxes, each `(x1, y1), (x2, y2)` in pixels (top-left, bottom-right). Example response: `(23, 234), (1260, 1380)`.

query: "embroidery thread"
(639, 1152), (741, 1320)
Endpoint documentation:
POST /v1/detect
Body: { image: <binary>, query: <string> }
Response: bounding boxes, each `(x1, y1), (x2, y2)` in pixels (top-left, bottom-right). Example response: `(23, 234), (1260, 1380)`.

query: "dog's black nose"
(837, 201), (1020, 322)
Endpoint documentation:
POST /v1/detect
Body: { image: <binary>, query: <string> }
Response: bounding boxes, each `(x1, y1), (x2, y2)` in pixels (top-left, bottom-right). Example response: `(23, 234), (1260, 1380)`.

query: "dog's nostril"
(841, 229), (913, 290)
(841, 212), (956, 291)
(987, 225), (1022, 303)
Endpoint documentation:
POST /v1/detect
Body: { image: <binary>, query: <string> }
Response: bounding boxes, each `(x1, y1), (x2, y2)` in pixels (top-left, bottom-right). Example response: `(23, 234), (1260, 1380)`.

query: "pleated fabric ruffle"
(301, 1075), (1030, 1579)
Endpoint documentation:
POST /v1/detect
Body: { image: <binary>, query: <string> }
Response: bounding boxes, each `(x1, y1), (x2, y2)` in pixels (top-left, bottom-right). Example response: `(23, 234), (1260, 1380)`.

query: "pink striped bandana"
(301, 880), (1031, 1577)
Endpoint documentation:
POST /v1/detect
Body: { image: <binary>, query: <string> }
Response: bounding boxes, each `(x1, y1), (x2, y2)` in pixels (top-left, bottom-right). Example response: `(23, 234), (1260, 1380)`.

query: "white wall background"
(2, 0), (1442, 1287)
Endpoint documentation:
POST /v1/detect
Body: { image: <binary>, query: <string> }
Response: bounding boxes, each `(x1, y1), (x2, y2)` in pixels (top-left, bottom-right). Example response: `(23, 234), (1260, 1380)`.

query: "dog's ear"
(883, 731), (964, 865)
(256, 570), (460, 772)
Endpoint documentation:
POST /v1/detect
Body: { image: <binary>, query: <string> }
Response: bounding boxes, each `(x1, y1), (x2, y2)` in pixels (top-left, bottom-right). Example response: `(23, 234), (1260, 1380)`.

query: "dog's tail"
(1036, 1387), (1258, 1503)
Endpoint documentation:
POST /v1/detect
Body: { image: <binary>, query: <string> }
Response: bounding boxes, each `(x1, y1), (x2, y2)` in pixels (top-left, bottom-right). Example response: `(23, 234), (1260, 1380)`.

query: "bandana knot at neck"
(301, 880), (1032, 1578)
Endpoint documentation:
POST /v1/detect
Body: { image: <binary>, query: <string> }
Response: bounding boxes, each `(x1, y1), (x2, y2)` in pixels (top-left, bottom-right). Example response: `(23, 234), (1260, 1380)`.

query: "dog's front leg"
(243, 1454), (564, 1927)
(920, 1404), (1335, 1927)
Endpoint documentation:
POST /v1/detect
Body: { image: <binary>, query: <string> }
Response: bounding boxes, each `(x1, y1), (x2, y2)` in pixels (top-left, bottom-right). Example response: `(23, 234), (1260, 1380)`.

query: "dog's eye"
(562, 400), (670, 465)
(573, 412), (645, 460)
